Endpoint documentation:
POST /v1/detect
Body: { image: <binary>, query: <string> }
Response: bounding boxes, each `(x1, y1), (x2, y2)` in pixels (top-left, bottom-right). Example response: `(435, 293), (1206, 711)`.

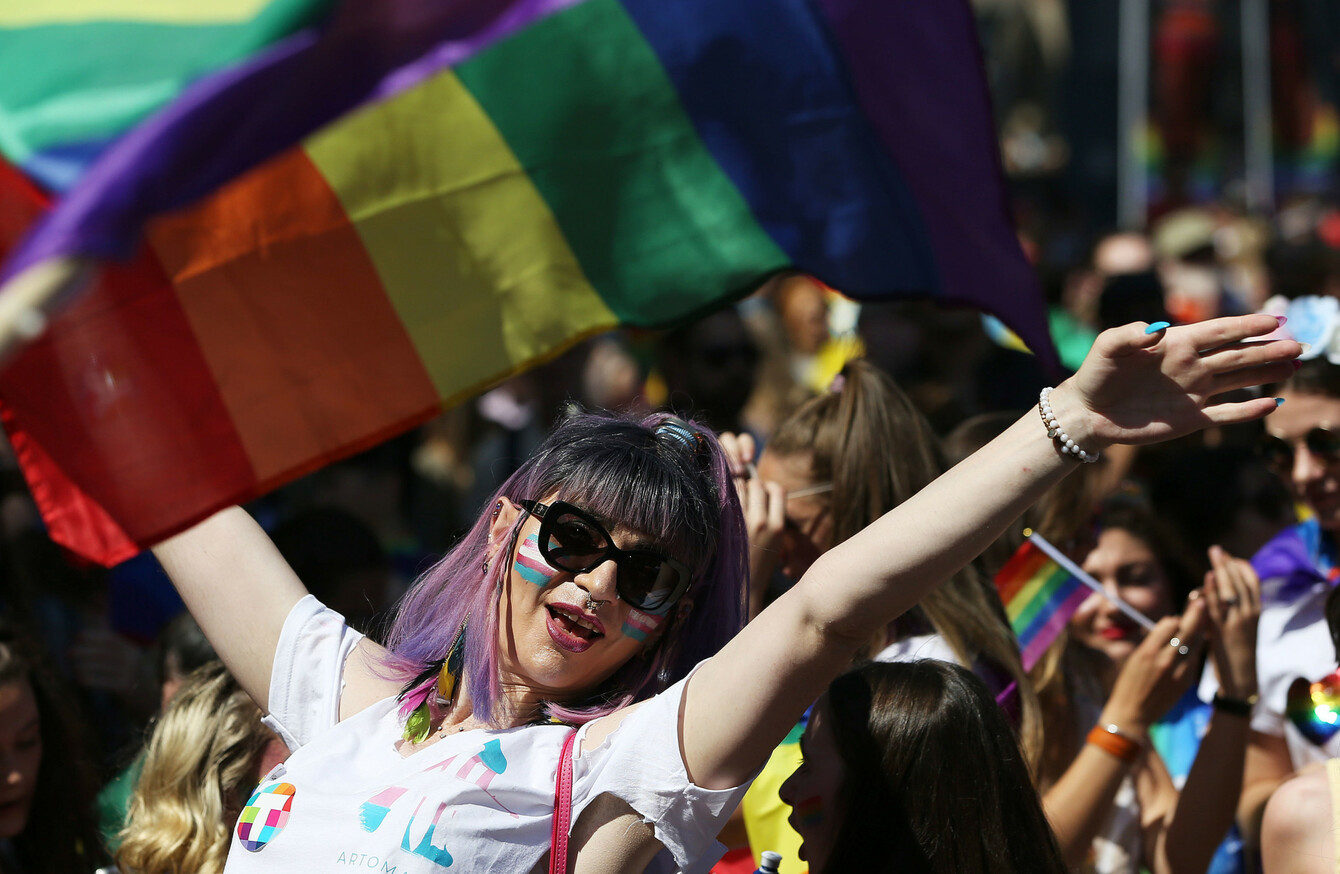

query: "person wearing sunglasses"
(145, 315), (1295, 873)
(1211, 328), (1340, 857)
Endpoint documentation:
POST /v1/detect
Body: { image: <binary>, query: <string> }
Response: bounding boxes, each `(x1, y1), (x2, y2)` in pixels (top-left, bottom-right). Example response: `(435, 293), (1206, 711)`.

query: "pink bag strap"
(549, 728), (579, 874)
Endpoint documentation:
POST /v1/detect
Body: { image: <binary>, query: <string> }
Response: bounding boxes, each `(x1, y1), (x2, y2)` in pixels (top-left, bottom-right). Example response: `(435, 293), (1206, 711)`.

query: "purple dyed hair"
(381, 410), (749, 725)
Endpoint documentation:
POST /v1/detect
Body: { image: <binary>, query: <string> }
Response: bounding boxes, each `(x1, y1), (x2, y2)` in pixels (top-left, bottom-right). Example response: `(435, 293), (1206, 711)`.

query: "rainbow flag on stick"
(996, 537), (1090, 670)
(996, 531), (1157, 669)
(0, 0), (1059, 566)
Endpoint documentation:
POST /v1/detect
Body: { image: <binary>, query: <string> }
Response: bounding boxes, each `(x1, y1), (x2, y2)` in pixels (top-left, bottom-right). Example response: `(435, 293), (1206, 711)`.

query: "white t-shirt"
(871, 632), (962, 666)
(224, 596), (748, 873)
(1198, 576), (1340, 768)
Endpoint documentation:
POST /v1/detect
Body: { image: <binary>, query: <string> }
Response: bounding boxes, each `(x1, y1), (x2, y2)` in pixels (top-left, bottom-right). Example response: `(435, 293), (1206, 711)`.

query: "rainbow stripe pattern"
(0, 0), (1056, 566)
(0, 0), (335, 193)
(621, 608), (658, 643)
(1287, 670), (1340, 746)
(994, 538), (1089, 670)
(793, 795), (824, 830)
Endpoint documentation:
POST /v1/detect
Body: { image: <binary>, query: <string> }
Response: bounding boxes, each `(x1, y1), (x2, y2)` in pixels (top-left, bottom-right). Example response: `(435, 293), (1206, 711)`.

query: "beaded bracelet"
(1039, 387), (1100, 463)
(1085, 723), (1142, 764)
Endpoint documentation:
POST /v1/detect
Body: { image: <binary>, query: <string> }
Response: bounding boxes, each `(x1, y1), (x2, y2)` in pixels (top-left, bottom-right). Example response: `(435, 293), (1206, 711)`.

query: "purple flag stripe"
(1019, 584), (1091, 671)
(811, 0), (1058, 374)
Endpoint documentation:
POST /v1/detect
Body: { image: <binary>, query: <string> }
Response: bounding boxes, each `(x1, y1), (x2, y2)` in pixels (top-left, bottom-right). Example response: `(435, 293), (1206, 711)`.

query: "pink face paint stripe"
(621, 608), (662, 642)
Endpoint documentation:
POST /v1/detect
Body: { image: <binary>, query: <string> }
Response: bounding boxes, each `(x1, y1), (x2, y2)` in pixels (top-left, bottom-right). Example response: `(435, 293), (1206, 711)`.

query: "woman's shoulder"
(339, 637), (398, 720)
(576, 658), (710, 757)
(1260, 763), (1336, 873)
(579, 697), (653, 755)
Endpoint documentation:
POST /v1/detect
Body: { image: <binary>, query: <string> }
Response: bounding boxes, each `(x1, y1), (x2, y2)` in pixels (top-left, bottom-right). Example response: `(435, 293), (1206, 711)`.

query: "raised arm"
(151, 506), (309, 711)
(1159, 548), (1261, 874)
(1042, 606), (1206, 867)
(680, 315), (1298, 789)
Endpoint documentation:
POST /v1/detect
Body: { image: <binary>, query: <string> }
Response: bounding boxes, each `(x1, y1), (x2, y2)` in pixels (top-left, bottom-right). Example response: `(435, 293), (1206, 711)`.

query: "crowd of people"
(2, 203), (1340, 874)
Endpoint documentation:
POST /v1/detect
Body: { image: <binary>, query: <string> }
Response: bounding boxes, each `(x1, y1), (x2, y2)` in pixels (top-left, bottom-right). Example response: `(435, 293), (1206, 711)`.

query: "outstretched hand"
(718, 432), (787, 616)
(719, 434), (786, 555)
(1052, 315), (1299, 452)
(1102, 599), (1210, 734)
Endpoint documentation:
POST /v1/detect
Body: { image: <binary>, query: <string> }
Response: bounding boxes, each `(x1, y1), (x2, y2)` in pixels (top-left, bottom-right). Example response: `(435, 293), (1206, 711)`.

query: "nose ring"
(585, 594), (604, 613)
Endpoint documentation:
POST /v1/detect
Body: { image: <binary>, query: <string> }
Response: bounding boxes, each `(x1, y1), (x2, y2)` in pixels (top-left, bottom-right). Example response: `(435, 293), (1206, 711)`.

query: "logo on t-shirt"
(237, 781), (297, 851)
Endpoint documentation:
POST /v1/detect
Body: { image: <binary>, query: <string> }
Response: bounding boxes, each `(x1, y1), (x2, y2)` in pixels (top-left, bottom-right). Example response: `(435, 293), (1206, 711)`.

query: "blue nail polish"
(1144, 321), (1171, 335)
(1275, 397), (1286, 407)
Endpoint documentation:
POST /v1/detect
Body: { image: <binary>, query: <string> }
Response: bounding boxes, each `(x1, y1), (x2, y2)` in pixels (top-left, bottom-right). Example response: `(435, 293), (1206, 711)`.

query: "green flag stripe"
(454, 0), (787, 325)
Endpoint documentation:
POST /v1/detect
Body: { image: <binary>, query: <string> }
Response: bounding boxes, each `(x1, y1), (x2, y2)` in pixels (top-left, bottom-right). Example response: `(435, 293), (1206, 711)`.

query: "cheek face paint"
(514, 534), (560, 587)
(794, 795), (824, 830)
(621, 607), (665, 642)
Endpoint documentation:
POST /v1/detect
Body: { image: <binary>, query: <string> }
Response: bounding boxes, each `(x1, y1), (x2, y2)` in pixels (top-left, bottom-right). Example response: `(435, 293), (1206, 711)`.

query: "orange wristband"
(1086, 724), (1142, 764)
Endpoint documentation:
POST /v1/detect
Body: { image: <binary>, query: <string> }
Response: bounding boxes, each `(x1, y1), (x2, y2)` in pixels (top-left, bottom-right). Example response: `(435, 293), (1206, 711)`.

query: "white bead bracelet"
(1038, 387), (1099, 463)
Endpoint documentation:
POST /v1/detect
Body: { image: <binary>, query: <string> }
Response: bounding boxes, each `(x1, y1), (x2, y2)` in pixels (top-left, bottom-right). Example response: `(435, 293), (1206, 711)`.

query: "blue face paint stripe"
(516, 564), (551, 585)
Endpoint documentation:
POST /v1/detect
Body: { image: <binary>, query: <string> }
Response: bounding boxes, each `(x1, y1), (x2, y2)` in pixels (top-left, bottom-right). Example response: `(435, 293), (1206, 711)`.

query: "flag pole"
(0, 257), (94, 363)
(1027, 530), (1158, 631)
(1241, 0), (1274, 213)
(1116, 0), (1150, 229)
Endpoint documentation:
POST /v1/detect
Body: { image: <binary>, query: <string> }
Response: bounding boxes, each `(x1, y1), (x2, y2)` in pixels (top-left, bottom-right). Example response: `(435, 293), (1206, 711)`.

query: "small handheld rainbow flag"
(995, 531), (1158, 669)
(995, 534), (1093, 670)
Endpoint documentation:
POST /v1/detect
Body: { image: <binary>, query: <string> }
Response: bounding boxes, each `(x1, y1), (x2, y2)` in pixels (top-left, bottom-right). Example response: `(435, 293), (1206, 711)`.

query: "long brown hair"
(767, 359), (1043, 767)
(1031, 495), (1199, 787)
(0, 619), (106, 874)
(820, 661), (1066, 874)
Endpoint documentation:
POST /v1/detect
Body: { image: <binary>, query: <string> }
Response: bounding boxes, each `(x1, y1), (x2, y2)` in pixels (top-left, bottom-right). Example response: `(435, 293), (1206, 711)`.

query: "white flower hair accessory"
(1261, 295), (1340, 363)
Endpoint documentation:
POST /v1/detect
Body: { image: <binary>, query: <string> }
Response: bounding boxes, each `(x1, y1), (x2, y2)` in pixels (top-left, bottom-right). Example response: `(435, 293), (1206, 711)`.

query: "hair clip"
(656, 418), (707, 454)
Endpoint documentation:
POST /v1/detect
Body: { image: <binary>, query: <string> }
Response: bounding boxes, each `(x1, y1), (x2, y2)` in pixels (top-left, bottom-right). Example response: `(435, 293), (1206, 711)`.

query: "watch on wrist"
(1211, 692), (1259, 717)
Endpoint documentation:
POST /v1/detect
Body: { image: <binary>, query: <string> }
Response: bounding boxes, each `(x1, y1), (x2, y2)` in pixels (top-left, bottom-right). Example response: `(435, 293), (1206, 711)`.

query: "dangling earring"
(401, 619), (468, 743)
(436, 619), (468, 702)
(482, 558), (489, 574)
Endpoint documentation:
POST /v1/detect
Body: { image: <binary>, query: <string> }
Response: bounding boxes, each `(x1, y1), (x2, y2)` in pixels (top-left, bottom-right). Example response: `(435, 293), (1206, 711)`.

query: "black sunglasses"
(1259, 427), (1340, 474)
(518, 500), (693, 614)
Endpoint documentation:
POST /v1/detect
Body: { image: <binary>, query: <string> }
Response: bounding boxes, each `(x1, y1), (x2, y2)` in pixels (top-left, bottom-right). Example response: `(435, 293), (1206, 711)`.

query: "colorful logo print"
(237, 781), (296, 852)
(357, 738), (518, 867)
(1287, 671), (1340, 746)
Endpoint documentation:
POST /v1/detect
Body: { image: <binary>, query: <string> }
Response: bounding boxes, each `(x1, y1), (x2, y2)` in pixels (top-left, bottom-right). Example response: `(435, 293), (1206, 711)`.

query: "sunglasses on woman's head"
(518, 500), (693, 614)
(1258, 427), (1340, 474)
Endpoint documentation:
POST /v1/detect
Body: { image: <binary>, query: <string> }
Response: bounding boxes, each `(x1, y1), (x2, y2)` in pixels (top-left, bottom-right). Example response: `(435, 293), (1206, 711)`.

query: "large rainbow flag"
(0, 0), (1058, 565)
(995, 537), (1089, 670)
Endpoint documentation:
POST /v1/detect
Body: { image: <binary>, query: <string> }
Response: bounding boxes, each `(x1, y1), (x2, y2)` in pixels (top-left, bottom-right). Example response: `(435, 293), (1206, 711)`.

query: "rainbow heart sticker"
(1286, 671), (1340, 746)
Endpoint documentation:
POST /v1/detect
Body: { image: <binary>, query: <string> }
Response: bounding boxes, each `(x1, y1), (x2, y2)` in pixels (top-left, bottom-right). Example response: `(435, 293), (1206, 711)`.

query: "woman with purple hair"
(151, 315), (1297, 873)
